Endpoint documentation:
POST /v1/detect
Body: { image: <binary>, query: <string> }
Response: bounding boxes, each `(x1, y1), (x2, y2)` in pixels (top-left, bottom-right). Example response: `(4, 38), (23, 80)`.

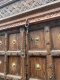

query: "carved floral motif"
(0, 0), (57, 19)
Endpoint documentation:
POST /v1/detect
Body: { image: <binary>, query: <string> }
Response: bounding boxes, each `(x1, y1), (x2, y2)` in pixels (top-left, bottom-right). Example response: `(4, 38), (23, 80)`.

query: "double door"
(0, 25), (60, 80)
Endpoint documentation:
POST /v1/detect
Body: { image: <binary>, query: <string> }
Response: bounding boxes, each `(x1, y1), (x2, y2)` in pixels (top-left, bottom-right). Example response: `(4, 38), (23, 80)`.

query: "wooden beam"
(4, 33), (8, 80)
(0, 6), (60, 30)
(6, 74), (22, 79)
(44, 26), (55, 80)
(0, 51), (5, 55)
(25, 20), (30, 80)
(28, 50), (47, 56)
(6, 51), (21, 56)
(20, 28), (26, 80)
(51, 50), (60, 56)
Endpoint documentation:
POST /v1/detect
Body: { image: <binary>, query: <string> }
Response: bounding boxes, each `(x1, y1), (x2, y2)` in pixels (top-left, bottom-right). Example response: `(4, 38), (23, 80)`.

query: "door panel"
(8, 33), (21, 51)
(29, 30), (45, 50)
(51, 27), (60, 50)
(0, 35), (5, 51)
(7, 56), (21, 75)
(53, 57), (60, 80)
(0, 56), (4, 73)
(29, 56), (47, 80)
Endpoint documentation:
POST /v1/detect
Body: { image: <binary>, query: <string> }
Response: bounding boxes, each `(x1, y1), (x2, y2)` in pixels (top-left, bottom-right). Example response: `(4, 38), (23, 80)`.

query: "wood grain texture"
(51, 27), (60, 50)
(7, 56), (21, 75)
(8, 33), (21, 51)
(53, 57), (60, 80)
(29, 30), (45, 50)
(0, 22), (60, 80)
(29, 56), (47, 80)
(0, 35), (5, 51)
(0, 56), (4, 73)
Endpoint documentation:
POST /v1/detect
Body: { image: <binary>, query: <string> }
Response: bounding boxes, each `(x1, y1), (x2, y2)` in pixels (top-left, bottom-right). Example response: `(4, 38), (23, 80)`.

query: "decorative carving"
(0, 8), (59, 31)
(0, 2), (59, 30)
(0, 0), (14, 7)
(0, 0), (57, 19)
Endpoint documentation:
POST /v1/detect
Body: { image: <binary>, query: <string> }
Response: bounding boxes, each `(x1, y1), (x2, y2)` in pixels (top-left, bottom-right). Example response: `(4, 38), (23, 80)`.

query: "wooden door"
(29, 56), (47, 80)
(28, 29), (47, 80)
(5, 31), (22, 80)
(53, 57), (60, 80)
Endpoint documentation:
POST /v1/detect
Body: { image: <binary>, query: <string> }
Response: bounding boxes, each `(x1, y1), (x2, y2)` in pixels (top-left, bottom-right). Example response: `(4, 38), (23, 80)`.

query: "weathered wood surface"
(0, 2), (60, 80)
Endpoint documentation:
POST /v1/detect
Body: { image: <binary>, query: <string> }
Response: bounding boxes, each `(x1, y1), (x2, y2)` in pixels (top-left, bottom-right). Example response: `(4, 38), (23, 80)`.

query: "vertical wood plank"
(44, 26), (54, 80)
(25, 24), (30, 80)
(4, 33), (8, 80)
(20, 28), (26, 80)
(44, 26), (51, 53)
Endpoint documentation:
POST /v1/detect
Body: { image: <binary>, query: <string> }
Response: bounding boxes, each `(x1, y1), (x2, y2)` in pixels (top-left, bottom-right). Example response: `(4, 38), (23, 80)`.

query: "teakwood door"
(0, 22), (60, 80)
(26, 24), (60, 80)
(27, 29), (47, 80)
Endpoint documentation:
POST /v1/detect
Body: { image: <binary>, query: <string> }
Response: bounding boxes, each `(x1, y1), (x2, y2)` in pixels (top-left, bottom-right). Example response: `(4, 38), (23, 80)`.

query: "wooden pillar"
(4, 33), (8, 80)
(20, 28), (26, 80)
(25, 19), (29, 80)
(44, 26), (54, 80)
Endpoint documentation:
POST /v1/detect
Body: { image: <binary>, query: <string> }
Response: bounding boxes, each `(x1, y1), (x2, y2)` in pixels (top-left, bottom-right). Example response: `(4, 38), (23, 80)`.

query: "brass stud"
(12, 40), (16, 44)
(35, 63), (41, 70)
(12, 62), (16, 68)
(34, 37), (40, 45)
(35, 37), (39, 41)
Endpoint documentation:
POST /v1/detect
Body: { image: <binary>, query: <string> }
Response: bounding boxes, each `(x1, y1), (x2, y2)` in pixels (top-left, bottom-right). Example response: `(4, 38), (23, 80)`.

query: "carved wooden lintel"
(0, 6), (60, 30)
